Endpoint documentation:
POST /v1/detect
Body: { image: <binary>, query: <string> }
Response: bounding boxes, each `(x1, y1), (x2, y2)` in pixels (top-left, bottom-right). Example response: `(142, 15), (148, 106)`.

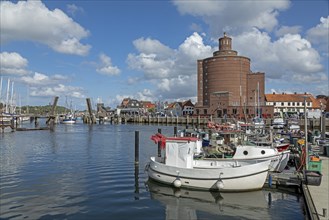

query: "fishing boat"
(272, 117), (285, 129)
(199, 129), (290, 172)
(60, 98), (77, 124)
(146, 134), (271, 191)
(222, 144), (290, 172)
(252, 117), (265, 129)
(60, 114), (76, 124)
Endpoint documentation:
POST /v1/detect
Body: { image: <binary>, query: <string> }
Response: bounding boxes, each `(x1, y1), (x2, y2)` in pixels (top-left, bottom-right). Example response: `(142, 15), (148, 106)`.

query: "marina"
(0, 120), (328, 219)
(1, 1), (328, 219)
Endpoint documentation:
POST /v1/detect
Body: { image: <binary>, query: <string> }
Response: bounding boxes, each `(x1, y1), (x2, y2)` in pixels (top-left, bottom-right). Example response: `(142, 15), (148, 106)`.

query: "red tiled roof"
(265, 93), (320, 108)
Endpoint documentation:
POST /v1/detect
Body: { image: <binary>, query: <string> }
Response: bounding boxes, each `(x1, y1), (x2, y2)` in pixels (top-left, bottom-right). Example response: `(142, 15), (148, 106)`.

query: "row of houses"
(98, 94), (328, 118)
(116, 98), (194, 117)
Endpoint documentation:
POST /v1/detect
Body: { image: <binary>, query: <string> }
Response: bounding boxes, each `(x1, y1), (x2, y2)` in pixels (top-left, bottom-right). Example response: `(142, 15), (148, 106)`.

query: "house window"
(297, 102), (300, 106)
(288, 102), (290, 106)
(204, 109), (207, 115)
(292, 102), (295, 106)
(281, 102), (284, 106)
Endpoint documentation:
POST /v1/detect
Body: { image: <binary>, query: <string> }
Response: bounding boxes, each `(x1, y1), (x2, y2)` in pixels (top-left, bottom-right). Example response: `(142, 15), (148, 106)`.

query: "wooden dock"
(303, 156), (329, 220)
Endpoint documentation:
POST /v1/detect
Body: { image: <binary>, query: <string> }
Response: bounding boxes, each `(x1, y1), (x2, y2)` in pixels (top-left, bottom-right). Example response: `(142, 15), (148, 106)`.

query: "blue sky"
(0, 0), (328, 110)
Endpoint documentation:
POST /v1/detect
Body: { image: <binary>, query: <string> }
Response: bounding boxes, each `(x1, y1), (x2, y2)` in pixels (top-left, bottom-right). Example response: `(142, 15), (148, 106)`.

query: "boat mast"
(254, 89), (256, 118)
(10, 81), (14, 114)
(304, 96), (308, 170)
(0, 76), (2, 103)
(257, 82), (260, 118)
(5, 78), (10, 113)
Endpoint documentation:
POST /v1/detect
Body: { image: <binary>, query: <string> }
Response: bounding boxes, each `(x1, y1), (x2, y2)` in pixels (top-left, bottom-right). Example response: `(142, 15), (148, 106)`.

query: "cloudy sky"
(0, 0), (328, 109)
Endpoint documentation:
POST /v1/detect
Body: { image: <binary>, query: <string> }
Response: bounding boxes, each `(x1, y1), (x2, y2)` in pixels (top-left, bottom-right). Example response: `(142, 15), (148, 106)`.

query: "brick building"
(194, 33), (273, 119)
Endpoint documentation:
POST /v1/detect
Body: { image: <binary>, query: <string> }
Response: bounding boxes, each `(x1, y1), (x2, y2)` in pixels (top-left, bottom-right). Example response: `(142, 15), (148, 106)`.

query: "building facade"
(195, 33), (273, 119)
(265, 92), (321, 118)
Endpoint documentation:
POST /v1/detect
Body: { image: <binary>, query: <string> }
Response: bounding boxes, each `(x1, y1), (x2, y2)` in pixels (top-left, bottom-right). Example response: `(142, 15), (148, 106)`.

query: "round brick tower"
(197, 33), (251, 116)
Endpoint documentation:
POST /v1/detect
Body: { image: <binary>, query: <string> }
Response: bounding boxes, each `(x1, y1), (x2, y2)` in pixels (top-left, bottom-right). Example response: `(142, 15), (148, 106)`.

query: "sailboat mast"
(0, 77), (3, 103)
(5, 78), (10, 113)
(10, 81), (14, 114)
(257, 82), (260, 118)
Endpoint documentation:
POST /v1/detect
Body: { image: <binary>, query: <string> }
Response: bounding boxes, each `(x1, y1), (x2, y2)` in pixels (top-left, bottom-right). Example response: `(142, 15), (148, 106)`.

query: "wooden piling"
(135, 130), (139, 164)
(174, 126), (177, 137)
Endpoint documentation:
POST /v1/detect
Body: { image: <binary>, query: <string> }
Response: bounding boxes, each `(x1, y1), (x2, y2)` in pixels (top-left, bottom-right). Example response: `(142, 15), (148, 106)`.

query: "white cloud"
(0, 52), (29, 75)
(66, 4), (84, 16)
(275, 25), (302, 37)
(127, 32), (213, 100)
(233, 29), (323, 79)
(291, 72), (327, 83)
(30, 84), (84, 98)
(306, 16), (329, 56)
(127, 53), (175, 79)
(96, 53), (121, 76)
(19, 72), (84, 98)
(172, 0), (290, 36)
(133, 37), (173, 59)
(0, 0), (91, 56)
(20, 72), (68, 86)
(128, 29), (326, 100)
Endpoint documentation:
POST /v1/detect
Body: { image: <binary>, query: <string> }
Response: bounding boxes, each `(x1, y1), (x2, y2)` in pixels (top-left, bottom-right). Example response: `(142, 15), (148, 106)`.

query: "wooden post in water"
(11, 117), (15, 131)
(35, 117), (39, 127)
(158, 128), (161, 157)
(174, 126), (177, 137)
(134, 161), (139, 200)
(135, 130), (139, 164)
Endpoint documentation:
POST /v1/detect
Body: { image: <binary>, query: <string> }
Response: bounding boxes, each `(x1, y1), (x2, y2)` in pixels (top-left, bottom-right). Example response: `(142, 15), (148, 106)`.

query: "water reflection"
(146, 179), (271, 219)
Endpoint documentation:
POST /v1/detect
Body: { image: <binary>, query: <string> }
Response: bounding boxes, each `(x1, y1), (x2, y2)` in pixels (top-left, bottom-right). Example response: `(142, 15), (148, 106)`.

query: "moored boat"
(146, 134), (271, 191)
(60, 114), (77, 124)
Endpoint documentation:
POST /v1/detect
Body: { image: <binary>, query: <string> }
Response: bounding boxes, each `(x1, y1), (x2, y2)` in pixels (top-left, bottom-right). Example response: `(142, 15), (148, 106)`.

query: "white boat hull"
(230, 146), (290, 172)
(147, 157), (270, 192)
(60, 120), (76, 124)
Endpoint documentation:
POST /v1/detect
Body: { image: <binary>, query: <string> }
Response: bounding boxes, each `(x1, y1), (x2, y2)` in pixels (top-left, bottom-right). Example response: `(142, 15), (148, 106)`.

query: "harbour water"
(0, 121), (307, 219)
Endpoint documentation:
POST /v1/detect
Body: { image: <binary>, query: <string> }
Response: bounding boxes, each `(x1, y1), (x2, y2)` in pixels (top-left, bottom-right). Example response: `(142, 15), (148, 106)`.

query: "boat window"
(261, 150), (265, 154)
(243, 151), (248, 155)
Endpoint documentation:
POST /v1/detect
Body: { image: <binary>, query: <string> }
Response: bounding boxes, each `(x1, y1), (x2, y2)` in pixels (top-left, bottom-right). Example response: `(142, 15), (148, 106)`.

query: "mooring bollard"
(135, 130), (139, 164)
(158, 128), (161, 157)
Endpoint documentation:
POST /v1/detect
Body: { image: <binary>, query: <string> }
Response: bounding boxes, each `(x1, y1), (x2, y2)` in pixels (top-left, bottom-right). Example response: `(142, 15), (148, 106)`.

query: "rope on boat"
(297, 146), (306, 171)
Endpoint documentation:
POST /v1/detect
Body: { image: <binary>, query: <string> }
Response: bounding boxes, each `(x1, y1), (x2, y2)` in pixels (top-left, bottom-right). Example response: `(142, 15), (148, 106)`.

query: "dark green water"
(0, 122), (306, 219)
